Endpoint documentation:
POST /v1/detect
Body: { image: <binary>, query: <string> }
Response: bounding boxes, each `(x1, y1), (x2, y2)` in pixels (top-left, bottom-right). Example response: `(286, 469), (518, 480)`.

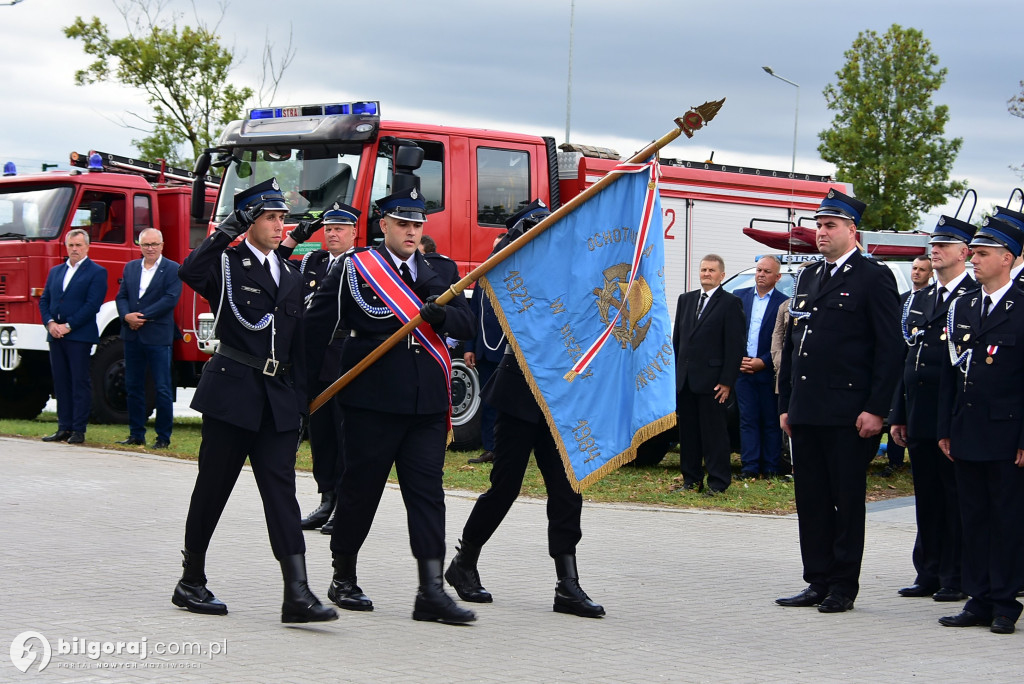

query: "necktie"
(263, 257), (277, 291)
(936, 286), (947, 304)
(981, 295), (992, 323)
(696, 292), (708, 318)
(400, 263), (414, 288)
(820, 263), (833, 287)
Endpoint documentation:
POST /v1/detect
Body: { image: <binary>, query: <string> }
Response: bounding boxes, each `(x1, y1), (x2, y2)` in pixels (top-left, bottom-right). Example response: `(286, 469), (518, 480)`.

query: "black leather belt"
(332, 328), (352, 341)
(216, 344), (291, 377)
(348, 330), (421, 347)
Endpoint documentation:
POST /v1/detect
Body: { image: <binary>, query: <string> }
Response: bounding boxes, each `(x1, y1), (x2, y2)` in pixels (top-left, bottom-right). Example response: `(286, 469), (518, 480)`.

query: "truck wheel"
(0, 359), (51, 419)
(449, 358), (482, 451)
(629, 427), (675, 467)
(89, 337), (155, 424)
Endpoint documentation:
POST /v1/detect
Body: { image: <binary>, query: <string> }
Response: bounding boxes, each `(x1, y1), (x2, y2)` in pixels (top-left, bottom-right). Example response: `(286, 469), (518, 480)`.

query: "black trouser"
(462, 411), (583, 557)
(790, 424), (873, 600)
(677, 384), (732, 492)
(307, 381), (345, 494)
(956, 459), (1024, 622)
(907, 438), (961, 589)
(184, 410), (304, 559)
(331, 408), (447, 559)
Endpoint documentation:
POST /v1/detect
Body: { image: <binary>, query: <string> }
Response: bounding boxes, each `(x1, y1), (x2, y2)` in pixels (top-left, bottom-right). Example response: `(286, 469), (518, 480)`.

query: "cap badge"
(539, 199), (547, 208)
(938, 217), (946, 225)
(410, 188), (418, 200)
(827, 189), (835, 198)
(271, 179), (280, 191)
(332, 202), (340, 210)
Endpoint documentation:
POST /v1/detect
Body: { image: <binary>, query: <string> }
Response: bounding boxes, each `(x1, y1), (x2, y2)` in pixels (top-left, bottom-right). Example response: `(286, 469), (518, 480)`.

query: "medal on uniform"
(798, 300), (805, 309)
(940, 326), (947, 341)
(986, 345), (998, 364)
(911, 327), (918, 335)
(963, 333), (970, 342)
(309, 279), (316, 288)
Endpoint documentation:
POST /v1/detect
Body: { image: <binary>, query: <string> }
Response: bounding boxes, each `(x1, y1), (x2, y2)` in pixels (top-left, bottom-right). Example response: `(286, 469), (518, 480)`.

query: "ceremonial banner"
(480, 160), (676, 491)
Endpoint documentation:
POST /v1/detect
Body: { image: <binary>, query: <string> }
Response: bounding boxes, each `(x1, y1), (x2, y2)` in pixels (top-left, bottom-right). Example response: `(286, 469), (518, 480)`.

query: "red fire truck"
(188, 100), (847, 447)
(0, 153), (217, 422)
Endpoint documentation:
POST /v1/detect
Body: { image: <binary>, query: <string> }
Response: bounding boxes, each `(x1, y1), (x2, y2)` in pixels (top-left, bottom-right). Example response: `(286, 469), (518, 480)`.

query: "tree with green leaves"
(65, 1), (291, 167)
(818, 24), (966, 232)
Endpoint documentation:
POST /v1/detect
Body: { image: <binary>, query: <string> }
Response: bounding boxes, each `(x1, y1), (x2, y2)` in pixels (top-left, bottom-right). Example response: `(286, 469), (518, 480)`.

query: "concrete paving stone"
(2, 436), (1023, 683)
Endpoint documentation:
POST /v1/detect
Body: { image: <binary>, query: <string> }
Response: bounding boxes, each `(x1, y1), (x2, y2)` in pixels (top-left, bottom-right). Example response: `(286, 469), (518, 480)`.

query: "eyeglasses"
(139, 243), (163, 248)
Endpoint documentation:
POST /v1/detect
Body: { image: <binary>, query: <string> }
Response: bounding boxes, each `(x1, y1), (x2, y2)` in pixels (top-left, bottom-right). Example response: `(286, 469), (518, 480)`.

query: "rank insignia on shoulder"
(242, 257), (252, 268)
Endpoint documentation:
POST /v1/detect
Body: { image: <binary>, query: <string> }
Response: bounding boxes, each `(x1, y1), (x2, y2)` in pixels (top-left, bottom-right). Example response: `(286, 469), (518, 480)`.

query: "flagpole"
(310, 99), (725, 413)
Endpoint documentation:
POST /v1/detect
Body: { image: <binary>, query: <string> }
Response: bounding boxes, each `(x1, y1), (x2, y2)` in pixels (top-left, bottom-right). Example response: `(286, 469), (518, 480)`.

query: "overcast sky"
(2, 0), (1021, 226)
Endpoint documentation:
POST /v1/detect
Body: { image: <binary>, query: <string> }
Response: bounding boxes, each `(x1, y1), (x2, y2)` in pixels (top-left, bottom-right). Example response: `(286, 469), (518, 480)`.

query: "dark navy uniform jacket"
(779, 250), (902, 424)
(179, 232), (306, 432)
(938, 286), (1024, 461)
(305, 244), (475, 415)
(890, 275), (978, 440)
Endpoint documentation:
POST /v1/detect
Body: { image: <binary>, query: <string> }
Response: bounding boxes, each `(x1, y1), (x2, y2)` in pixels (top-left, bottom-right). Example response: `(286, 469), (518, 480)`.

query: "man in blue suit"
(115, 228), (182, 448)
(734, 256), (788, 478)
(38, 228), (108, 444)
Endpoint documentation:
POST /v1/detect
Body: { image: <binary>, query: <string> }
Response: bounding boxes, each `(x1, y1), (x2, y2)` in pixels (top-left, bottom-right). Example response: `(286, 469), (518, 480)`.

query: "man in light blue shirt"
(734, 256), (788, 478)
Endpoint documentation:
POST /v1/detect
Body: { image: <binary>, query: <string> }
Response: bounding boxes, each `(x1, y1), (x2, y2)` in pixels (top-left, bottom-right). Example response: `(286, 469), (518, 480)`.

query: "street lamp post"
(762, 66), (799, 176)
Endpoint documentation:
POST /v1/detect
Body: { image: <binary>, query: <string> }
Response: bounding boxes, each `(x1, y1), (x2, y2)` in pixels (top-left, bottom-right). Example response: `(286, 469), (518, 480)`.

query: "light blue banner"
(481, 163), (676, 491)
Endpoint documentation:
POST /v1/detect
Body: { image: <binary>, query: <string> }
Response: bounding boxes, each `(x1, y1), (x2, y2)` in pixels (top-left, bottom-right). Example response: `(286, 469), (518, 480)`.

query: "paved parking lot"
(2, 436), (1021, 682)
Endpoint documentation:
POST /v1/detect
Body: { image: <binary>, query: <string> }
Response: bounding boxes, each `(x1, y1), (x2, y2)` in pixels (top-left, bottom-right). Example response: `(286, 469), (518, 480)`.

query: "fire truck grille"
(0, 303), (7, 322)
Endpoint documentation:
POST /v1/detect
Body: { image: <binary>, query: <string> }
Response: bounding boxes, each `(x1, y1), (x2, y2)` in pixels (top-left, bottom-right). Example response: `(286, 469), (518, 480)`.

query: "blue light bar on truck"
(248, 101), (379, 120)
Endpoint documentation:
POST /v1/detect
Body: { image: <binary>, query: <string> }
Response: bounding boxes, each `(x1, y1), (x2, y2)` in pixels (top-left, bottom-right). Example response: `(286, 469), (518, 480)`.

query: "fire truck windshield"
(0, 184), (74, 239)
(213, 148), (364, 222)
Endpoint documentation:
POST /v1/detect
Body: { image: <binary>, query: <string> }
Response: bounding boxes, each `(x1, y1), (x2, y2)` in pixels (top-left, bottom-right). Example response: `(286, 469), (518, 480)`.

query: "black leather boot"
(413, 559), (477, 624)
(300, 491), (336, 530)
(444, 538), (492, 603)
(320, 507), (337, 535)
(553, 554), (605, 618)
(172, 549), (228, 615)
(280, 554), (338, 623)
(327, 554), (373, 611)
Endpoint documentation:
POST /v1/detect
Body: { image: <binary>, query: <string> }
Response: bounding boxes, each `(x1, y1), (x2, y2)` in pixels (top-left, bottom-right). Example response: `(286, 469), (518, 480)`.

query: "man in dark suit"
(734, 255), (787, 479)
(445, 201), (604, 619)
(38, 228), (108, 444)
(937, 216), (1024, 635)
(889, 217), (976, 603)
(172, 178), (336, 624)
(279, 203), (361, 533)
(776, 190), (902, 613)
(672, 254), (745, 494)
(305, 186), (477, 624)
(114, 228), (181, 448)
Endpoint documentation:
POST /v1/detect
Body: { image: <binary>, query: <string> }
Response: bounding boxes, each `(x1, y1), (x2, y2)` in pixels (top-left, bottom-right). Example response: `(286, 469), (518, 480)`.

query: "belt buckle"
(408, 334), (421, 348)
(263, 359), (279, 376)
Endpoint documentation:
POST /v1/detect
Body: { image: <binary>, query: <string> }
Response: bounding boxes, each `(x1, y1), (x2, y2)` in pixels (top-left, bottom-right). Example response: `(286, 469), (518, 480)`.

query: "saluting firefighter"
(279, 203), (362, 534)
(937, 216), (1024, 635)
(776, 190), (903, 614)
(172, 178), (337, 624)
(445, 200), (605, 618)
(305, 185), (478, 624)
(889, 216), (977, 602)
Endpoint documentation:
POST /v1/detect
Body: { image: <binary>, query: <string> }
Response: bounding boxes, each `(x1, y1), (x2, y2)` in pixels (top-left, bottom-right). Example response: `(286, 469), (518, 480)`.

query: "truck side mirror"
(191, 152), (212, 221)
(89, 201), (107, 224)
